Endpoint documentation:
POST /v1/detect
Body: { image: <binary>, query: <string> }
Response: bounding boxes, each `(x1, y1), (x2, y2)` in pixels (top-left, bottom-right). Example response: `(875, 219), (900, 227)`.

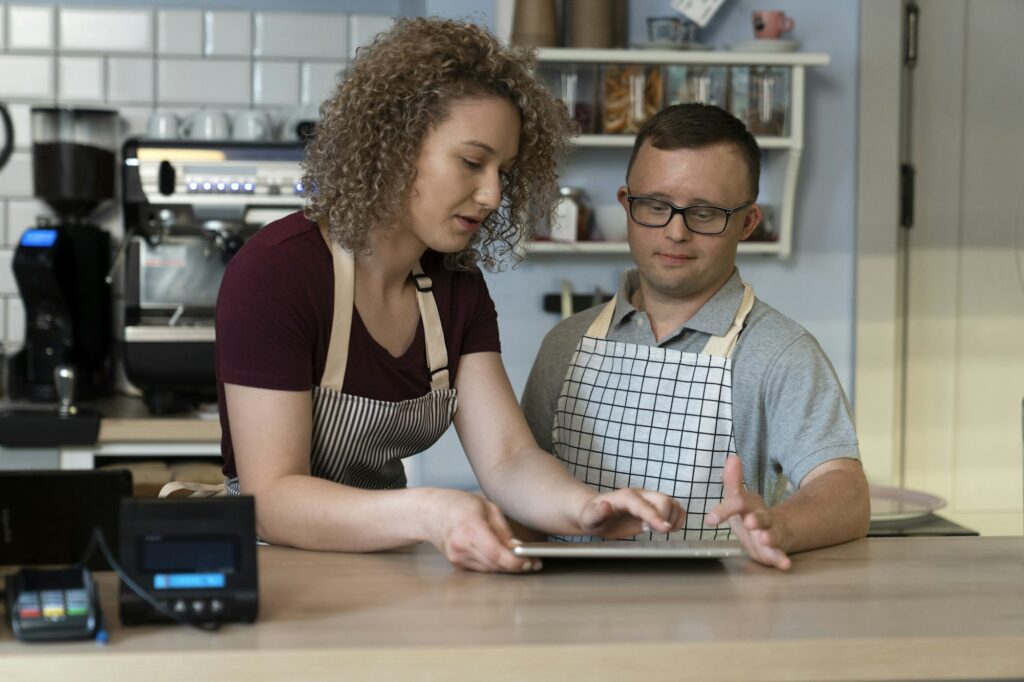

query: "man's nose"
(663, 213), (690, 242)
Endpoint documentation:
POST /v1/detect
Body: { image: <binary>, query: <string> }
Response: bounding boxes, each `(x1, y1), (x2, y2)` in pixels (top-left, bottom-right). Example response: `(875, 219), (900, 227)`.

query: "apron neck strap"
(700, 283), (754, 358)
(583, 283), (756, 359)
(321, 229), (449, 392)
(411, 262), (450, 391)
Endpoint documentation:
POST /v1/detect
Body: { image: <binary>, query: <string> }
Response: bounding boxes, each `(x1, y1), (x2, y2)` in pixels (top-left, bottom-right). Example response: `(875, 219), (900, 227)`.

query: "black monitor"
(0, 469), (132, 570)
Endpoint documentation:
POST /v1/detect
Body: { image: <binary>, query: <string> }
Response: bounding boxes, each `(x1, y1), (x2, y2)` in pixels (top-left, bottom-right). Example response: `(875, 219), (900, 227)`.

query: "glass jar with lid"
(600, 65), (664, 134)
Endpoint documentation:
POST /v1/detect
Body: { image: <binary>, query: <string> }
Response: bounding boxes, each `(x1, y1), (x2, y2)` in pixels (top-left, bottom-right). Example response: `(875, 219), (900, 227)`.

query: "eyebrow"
(461, 140), (517, 170)
(638, 191), (721, 206)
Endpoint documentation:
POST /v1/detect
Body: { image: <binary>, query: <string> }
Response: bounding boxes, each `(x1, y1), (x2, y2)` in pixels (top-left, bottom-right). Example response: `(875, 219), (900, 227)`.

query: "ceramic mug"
(752, 10), (795, 39)
(146, 111), (180, 140)
(179, 110), (231, 140)
(231, 110), (273, 141)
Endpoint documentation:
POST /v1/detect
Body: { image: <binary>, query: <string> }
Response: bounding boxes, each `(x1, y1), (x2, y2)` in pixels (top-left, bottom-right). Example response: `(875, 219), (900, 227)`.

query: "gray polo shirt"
(521, 269), (860, 503)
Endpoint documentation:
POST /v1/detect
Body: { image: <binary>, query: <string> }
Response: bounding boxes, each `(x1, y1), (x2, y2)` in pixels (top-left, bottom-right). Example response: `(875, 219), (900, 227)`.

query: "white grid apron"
(551, 284), (755, 541)
(227, 231), (456, 494)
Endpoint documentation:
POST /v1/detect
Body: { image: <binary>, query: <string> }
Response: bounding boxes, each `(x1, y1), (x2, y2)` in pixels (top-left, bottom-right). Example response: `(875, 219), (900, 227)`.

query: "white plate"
(869, 484), (947, 522)
(636, 41), (709, 51)
(729, 38), (800, 53)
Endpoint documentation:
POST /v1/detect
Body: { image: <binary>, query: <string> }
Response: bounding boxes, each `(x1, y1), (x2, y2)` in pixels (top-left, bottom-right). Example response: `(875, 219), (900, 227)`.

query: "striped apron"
(227, 234), (457, 494)
(551, 284), (755, 542)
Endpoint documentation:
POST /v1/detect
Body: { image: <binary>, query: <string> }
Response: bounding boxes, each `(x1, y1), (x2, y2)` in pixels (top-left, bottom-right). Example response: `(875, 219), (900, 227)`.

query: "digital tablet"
(512, 539), (744, 559)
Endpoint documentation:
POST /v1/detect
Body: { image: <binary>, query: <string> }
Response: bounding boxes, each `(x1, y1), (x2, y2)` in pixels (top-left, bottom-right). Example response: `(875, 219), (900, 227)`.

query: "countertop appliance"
(120, 139), (305, 414)
(7, 107), (118, 402)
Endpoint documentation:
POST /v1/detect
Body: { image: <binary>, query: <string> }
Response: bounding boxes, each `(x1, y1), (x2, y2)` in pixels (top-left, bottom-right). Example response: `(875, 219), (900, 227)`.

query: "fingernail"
(533, 560), (543, 571)
(508, 538), (523, 547)
(641, 522), (652, 533)
(522, 560), (534, 571)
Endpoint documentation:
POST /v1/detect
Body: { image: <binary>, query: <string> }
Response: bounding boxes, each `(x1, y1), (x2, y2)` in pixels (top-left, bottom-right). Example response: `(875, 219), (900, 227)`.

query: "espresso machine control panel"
(126, 141), (306, 205)
(121, 140), (306, 413)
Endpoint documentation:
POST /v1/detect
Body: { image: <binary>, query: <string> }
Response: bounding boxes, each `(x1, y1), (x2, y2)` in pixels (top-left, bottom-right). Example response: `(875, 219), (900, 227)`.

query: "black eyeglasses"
(625, 193), (755, 235)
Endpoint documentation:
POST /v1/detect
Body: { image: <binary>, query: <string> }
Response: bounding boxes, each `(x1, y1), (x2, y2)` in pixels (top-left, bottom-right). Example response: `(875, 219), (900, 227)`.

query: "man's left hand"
(705, 455), (792, 570)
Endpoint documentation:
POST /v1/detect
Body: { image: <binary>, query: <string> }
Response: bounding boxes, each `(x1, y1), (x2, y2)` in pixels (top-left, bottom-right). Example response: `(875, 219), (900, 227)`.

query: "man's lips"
(656, 252), (696, 263)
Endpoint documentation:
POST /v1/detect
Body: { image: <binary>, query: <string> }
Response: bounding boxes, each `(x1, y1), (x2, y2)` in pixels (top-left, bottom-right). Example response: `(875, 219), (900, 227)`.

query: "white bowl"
(593, 204), (629, 242)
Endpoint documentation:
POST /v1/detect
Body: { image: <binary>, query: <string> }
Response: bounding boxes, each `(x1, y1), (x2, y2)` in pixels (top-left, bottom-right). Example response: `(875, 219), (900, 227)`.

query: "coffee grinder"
(6, 107), (117, 402)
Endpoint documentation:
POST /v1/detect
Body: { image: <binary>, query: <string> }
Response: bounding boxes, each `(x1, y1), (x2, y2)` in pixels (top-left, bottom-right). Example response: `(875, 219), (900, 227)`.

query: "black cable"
(76, 527), (221, 633)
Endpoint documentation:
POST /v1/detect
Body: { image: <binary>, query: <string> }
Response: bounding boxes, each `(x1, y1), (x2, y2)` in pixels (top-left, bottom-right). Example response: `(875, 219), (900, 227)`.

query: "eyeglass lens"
(630, 197), (729, 234)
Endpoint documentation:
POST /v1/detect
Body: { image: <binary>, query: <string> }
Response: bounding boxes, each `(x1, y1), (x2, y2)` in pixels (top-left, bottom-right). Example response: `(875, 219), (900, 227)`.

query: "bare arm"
(225, 383), (532, 572)
(706, 455), (870, 570)
(454, 352), (684, 537)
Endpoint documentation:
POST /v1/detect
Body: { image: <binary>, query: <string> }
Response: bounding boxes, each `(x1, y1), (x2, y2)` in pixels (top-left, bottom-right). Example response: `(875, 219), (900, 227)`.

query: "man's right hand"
(421, 489), (540, 573)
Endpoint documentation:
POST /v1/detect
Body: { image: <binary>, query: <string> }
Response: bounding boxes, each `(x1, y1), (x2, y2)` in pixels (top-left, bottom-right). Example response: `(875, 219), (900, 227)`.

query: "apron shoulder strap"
(411, 262), (450, 391)
(584, 296), (618, 339)
(701, 283), (755, 358)
(321, 230), (355, 392)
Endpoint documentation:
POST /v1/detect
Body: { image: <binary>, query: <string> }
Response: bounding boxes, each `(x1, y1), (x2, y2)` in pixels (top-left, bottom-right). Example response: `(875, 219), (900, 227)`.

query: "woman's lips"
(456, 216), (481, 232)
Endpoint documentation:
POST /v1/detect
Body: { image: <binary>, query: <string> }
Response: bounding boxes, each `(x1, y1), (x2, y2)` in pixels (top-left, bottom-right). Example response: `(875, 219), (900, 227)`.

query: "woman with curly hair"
(215, 17), (683, 572)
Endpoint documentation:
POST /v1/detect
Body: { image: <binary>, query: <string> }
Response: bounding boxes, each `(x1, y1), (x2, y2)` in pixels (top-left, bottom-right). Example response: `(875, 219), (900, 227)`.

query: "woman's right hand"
(421, 489), (539, 573)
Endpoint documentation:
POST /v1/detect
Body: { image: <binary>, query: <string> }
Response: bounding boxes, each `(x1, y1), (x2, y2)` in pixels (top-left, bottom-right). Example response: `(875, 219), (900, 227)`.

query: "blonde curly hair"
(301, 17), (574, 271)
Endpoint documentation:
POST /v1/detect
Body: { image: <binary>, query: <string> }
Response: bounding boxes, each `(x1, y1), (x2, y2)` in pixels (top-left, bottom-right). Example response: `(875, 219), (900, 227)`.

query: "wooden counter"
(2, 536), (1023, 681)
(90, 395), (220, 443)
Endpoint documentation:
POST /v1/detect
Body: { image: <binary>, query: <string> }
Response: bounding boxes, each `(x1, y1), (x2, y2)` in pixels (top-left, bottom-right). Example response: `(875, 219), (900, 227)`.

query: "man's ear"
(739, 203), (763, 241)
(616, 185), (629, 210)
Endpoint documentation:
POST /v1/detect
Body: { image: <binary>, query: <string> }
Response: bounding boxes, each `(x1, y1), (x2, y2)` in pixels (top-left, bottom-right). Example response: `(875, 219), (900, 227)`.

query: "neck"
(633, 274), (731, 342)
(357, 225), (427, 295)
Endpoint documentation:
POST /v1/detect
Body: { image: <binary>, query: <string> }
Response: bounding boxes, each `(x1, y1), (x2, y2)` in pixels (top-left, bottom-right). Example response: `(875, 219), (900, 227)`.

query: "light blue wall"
(11, 0), (859, 488)
(415, 0), (861, 488)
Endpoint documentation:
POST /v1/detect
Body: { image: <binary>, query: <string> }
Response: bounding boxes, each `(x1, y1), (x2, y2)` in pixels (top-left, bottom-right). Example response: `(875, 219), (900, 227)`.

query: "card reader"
(117, 496), (258, 626)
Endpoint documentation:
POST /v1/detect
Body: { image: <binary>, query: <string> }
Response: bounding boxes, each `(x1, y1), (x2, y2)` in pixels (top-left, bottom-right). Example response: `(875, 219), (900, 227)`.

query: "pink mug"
(752, 10), (795, 39)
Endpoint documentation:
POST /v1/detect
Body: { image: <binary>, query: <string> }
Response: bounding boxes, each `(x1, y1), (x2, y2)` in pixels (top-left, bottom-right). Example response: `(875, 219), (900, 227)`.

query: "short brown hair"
(301, 17), (574, 271)
(626, 103), (761, 199)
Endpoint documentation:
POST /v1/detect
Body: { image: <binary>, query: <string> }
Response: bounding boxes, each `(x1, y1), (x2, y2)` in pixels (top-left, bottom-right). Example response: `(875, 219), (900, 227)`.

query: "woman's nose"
(474, 171), (502, 209)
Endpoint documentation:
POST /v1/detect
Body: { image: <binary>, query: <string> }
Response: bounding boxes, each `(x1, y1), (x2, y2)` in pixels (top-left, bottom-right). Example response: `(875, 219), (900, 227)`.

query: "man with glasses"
(521, 104), (869, 569)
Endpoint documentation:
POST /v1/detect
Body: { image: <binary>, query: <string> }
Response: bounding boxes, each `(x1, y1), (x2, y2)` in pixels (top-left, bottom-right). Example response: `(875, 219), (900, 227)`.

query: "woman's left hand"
(577, 489), (686, 538)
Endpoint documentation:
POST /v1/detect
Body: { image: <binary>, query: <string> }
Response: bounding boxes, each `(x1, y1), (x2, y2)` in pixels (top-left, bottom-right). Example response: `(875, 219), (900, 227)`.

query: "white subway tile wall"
(300, 62), (343, 107)
(59, 8), (153, 53)
(5, 103), (32, 151)
(348, 14), (393, 59)
(6, 297), (25, 345)
(5, 200), (52, 246)
(0, 3), (394, 350)
(0, 55), (53, 99)
(254, 12), (347, 59)
(0, 250), (15, 296)
(0, 153), (32, 197)
(8, 5), (54, 51)
(158, 10), (203, 56)
(107, 57), (154, 104)
(254, 61), (300, 106)
(158, 58), (251, 105)
(58, 56), (105, 102)
(204, 11), (252, 57)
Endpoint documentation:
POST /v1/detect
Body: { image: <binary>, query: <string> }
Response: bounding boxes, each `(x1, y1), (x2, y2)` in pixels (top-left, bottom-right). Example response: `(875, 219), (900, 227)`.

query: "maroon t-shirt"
(215, 211), (501, 478)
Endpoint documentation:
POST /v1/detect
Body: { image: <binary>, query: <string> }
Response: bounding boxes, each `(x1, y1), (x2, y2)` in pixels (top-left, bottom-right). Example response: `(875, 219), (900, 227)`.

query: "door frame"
(854, 0), (907, 485)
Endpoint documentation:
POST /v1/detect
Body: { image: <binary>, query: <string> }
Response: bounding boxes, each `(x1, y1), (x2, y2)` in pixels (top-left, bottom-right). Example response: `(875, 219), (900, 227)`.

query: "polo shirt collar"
(610, 268), (745, 338)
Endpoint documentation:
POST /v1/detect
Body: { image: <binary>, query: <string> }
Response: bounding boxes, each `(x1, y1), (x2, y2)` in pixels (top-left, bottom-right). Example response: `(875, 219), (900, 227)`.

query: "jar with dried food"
(600, 65), (664, 134)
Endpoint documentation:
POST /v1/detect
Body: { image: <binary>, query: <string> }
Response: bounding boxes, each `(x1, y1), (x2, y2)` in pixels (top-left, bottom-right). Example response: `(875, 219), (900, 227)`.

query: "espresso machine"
(120, 139), (305, 413)
(7, 107), (118, 403)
